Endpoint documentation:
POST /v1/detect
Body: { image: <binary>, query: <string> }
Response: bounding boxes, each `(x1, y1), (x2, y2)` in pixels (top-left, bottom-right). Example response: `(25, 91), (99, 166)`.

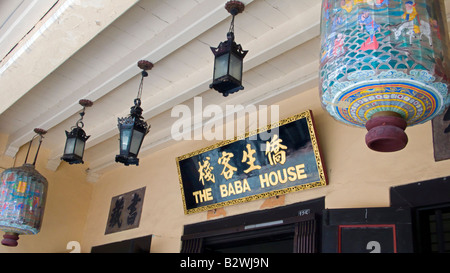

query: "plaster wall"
(80, 86), (450, 253)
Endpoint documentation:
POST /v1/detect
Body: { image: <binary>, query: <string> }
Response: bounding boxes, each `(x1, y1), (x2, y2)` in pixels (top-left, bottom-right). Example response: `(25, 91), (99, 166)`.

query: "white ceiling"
(0, 0), (449, 182)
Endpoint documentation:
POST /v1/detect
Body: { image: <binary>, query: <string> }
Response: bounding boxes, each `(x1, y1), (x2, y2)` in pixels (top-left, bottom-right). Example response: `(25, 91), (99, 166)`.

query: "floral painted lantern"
(319, 0), (450, 152)
(0, 129), (48, 247)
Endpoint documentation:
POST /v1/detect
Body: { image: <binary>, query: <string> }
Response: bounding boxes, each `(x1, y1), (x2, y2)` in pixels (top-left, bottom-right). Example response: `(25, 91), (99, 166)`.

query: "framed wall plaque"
(339, 224), (397, 253)
(105, 187), (146, 235)
(176, 110), (328, 215)
(322, 207), (414, 253)
(432, 108), (450, 161)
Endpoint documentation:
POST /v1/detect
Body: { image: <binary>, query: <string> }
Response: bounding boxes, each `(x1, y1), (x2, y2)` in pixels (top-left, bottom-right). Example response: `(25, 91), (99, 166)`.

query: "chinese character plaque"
(176, 110), (328, 215)
(105, 187), (146, 235)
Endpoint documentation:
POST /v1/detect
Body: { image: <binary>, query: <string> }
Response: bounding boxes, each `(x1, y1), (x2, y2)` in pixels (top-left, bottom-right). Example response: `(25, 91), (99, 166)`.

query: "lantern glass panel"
(214, 53), (230, 80)
(130, 129), (144, 155)
(64, 138), (75, 155)
(120, 127), (133, 153)
(229, 53), (242, 81)
(74, 138), (85, 158)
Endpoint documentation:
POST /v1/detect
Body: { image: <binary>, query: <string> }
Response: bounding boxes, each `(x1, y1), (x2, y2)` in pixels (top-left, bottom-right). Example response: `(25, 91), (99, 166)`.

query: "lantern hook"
(225, 1), (245, 34)
(136, 60), (153, 101)
(73, 99), (93, 130)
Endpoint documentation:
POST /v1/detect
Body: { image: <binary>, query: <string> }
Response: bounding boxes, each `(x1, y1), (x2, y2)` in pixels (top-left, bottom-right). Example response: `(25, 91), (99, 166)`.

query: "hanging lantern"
(116, 60), (152, 166)
(210, 0), (248, 97)
(319, 0), (450, 152)
(0, 129), (48, 247)
(61, 99), (93, 165)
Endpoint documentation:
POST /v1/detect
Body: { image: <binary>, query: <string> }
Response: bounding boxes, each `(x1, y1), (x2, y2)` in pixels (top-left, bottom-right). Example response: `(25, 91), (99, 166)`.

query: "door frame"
(390, 176), (450, 253)
(180, 197), (324, 253)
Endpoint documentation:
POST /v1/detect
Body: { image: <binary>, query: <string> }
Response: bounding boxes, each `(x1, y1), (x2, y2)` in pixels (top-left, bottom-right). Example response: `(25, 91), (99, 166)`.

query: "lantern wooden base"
(2, 232), (19, 247)
(138, 60), (154, 71)
(115, 155), (140, 166)
(365, 112), (408, 153)
(210, 78), (244, 97)
(225, 1), (245, 15)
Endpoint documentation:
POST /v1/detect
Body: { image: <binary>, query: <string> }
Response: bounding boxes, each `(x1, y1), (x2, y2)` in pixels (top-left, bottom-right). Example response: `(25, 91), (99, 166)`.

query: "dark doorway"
(390, 176), (450, 253)
(415, 203), (450, 253)
(91, 235), (152, 253)
(203, 225), (295, 253)
(181, 197), (324, 253)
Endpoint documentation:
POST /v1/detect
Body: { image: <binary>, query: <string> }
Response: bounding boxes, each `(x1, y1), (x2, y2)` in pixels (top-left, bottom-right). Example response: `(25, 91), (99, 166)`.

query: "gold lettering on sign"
(218, 152), (238, 180)
(220, 179), (252, 198)
(259, 164), (308, 189)
(198, 157), (215, 185)
(265, 134), (288, 166)
(192, 188), (213, 204)
(242, 144), (262, 174)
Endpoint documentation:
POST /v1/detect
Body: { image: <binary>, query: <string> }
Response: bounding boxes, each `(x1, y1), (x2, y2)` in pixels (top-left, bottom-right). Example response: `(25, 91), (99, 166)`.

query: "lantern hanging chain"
(228, 13), (236, 34)
(135, 70), (148, 105)
(24, 132), (45, 166)
(74, 106), (86, 130)
(32, 134), (44, 166)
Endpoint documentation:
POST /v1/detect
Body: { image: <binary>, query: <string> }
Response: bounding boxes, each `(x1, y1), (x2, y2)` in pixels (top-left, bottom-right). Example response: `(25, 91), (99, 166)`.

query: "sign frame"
(176, 110), (328, 215)
(105, 187), (146, 235)
(322, 207), (414, 253)
(338, 224), (397, 253)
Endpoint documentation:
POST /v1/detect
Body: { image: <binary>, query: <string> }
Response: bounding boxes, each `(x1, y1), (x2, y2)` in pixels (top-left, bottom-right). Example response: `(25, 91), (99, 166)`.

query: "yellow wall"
(0, 134), (92, 253)
(0, 85), (448, 253)
(80, 86), (450, 253)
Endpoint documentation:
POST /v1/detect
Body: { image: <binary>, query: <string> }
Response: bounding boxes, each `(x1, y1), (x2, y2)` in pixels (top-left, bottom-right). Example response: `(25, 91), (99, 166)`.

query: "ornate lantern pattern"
(319, 0), (450, 152)
(0, 129), (48, 247)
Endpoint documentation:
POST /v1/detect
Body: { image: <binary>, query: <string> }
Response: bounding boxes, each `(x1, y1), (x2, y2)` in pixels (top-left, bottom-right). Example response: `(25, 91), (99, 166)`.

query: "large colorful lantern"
(320, 0), (450, 152)
(0, 129), (48, 247)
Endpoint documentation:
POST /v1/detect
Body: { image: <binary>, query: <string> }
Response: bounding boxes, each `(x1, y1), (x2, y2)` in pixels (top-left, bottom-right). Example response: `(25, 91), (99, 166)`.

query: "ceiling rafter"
(0, 0), (139, 115)
(1, 0), (448, 184)
(5, 0), (256, 159)
(45, 1), (321, 173)
(85, 60), (319, 181)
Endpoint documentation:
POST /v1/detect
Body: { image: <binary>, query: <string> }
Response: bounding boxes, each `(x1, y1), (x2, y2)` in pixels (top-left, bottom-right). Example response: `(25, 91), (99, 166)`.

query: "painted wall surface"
(0, 134), (92, 253)
(0, 85), (447, 253)
(80, 86), (449, 253)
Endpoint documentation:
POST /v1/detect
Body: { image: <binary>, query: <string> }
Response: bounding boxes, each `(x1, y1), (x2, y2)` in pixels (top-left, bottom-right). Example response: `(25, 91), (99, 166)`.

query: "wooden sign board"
(105, 187), (146, 235)
(176, 110), (327, 215)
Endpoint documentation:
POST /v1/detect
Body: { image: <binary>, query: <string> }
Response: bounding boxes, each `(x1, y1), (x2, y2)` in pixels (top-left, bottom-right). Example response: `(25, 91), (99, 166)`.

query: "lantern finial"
(225, 1), (245, 16)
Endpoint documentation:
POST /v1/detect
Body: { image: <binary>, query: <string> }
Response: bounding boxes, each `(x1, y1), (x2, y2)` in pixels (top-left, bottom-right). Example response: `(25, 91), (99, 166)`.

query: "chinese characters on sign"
(176, 110), (328, 215)
(105, 187), (146, 235)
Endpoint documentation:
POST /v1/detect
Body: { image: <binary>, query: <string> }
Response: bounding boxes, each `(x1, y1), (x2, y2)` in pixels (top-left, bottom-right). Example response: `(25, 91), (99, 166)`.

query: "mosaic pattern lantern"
(320, 0), (450, 152)
(0, 129), (48, 247)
